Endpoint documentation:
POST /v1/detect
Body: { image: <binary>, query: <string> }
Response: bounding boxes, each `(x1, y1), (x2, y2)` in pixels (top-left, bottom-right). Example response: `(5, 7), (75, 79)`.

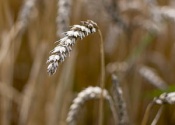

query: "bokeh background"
(0, 0), (175, 125)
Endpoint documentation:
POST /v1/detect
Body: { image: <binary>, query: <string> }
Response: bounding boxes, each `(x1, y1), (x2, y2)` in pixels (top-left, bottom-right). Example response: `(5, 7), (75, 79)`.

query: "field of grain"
(1, 0), (175, 125)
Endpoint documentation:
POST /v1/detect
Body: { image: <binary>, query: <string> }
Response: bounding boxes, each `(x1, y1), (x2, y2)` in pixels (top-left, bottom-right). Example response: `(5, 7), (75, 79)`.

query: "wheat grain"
(66, 86), (117, 125)
(47, 20), (98, 75)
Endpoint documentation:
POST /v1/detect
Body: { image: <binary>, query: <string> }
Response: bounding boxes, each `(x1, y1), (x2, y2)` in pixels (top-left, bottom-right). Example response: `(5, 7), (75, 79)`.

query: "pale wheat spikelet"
(56, 0), (72, 38)
(144, 3), (175, 32)
(47, 20), (98, 75)
(142, 92), (175, 125)
(18, 0), (37, 28)
(154, 92), (175, 105)
(144, 0), (157, 6)
(145, 0), (175, 22)
(66, 86), (117, 125)
(119, 0), (143, 15)
(106, 62), (129, 74)
(138, 66), (168, 90)
(112, 74), (130, 125)
(160, 7), (175, 21)
(102, 0), (127, 30)
(0, 0), (37, 64)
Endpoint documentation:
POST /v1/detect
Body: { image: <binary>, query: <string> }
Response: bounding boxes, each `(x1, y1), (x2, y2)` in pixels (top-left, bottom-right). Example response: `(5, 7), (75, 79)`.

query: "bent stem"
(151, 106), (163, 125)
(141, 101), (154, 125)
(98, 29), (105, 125)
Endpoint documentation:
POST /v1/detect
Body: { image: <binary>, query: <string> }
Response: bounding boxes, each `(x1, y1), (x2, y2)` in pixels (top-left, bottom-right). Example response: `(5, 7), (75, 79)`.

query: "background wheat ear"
(142, 92), (175, 125)
(46, 20), (98, 75)
(56, 0), (72, 38)
(154, 92), (175, 105)
(66, 86), (117, 125)
(111, 74), (130, 125)
(138, 65), (168, 90)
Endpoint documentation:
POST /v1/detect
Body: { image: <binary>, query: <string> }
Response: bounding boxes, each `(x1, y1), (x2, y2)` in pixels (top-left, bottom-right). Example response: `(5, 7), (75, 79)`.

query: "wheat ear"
(18, 0), (37, 27)
(47, 20), (98, 75)
(0, 0), (37, 64)
(154, 92), (175, 105)
(112, 74), (130, 125)
(107, 62), (168, 90)
(66, 86), (117, 125)
(142, 92), (175, 125)
(138, 65), (168, 90)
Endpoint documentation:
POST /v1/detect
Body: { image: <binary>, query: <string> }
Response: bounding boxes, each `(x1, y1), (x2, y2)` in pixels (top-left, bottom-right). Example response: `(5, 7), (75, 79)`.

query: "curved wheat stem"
(141, 102), (154, 125)
(98, 29), (105, 125)
(66, 86), (117, 125)
(151, 106), (163, 125)
(47, 20), (98, 75)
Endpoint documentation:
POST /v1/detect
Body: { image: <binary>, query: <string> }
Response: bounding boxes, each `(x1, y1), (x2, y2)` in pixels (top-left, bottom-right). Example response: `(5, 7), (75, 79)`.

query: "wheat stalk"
(0, 82), (22, 106)
(0, 1), (37, 125)
(141, 102), (154, 125)
(66, 86), (117, 125)
(47, 20), (98, 75)
(151, 106), (163, 125)
(19, 43), (47, 125)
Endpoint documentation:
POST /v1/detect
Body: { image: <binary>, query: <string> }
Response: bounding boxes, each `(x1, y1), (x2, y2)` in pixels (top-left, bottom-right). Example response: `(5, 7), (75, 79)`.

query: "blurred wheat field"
(1, 0), (175, 125)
